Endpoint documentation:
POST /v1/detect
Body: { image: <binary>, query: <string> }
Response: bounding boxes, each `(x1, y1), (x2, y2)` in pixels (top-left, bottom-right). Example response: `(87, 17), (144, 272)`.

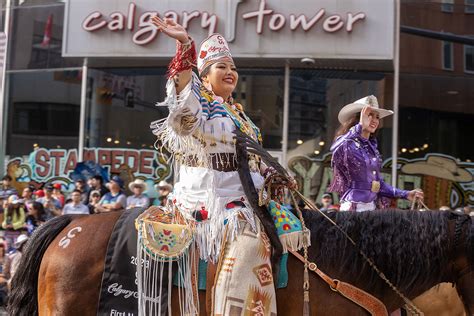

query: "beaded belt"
(351, 180), (381, 193)
(184, 153), (238, 172)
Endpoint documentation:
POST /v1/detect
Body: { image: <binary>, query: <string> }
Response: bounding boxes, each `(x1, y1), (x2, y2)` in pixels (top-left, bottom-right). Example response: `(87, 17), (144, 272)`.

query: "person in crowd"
(126, 179), (150, 210)
(62, 190), (90, 215)
(20, 186), (35, 211)
(0, 175), (18, 213)
(319, 192), (334, 211)
(25, 201), (46, 235)
(1, 196), (26, 252)
(33, 189), (45, 200)
(87, 177), (94, 191)
(329, 96), (424, 212)
(87, 190), (101, 214)
(73, 179), (89, 204)
(152, 180), (173, 207)
(95, 176), (126, 213)
(3, 234), (28, 289)
(463, 205), (472, 216)
(454, 207), (465, 215)
(87, 175), (109, 202)
(36, 185), (62, 219)
(52, 183), (65, 208)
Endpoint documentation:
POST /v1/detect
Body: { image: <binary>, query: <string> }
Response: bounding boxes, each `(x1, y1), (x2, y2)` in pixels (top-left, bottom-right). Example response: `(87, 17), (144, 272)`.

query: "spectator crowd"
(0, 174), (173, 298)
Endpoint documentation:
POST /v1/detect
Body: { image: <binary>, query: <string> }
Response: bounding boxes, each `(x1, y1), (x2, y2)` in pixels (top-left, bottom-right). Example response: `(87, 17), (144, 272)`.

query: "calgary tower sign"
(63, 0), (395, 60)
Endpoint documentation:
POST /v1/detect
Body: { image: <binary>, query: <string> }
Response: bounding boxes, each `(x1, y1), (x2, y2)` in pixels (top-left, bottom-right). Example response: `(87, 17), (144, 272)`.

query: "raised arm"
(151, 16), (195, 94)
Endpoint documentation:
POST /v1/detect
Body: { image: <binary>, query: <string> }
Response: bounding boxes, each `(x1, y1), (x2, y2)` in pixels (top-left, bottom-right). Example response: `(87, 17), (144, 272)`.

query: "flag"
(41, 14), (53, 47)
(0, 32), (7, 89)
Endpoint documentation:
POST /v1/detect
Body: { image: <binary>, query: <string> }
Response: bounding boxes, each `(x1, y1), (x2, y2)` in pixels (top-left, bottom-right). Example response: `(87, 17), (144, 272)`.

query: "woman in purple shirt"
(329, 96), (423, 212)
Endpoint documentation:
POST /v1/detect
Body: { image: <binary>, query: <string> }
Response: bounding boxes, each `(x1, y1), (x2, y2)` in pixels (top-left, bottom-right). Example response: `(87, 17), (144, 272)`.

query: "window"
(466, 0), (474, 13)
(8, 1), (82, 70)
(12, 102), (79, 136)
(234, 69), (285, 150)
(6, 70), (81, 157)
(442, 41), (454, 70)
(465, 45), (474, 73)
(442, 0), (454, 12)
(287, 69), (387, 159)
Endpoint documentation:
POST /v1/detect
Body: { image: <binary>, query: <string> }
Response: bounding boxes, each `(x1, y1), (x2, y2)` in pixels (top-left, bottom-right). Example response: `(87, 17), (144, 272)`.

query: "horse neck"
(378, 218), (464, 308)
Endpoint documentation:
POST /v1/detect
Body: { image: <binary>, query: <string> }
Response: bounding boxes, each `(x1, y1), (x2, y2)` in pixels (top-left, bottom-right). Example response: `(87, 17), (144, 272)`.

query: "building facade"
(0, 0), (472, 208)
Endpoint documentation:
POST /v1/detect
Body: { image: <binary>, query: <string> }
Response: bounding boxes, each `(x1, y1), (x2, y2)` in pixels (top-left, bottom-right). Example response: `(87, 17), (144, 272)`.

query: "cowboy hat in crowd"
(154, 180), (173, 191)
(128, 179), (147, 191)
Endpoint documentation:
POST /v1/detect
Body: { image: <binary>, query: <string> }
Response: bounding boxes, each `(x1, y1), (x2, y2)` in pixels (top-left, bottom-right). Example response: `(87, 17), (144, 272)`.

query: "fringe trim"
(181, 199), (257, 264)
(136, 232), (199, 316)
(150, 73), (211, 169)
(279, 230), (310, 254)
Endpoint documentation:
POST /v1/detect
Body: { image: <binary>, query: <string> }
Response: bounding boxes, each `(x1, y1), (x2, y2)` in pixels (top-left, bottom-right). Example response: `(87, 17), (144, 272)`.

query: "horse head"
(447, 213), (473, 315)
(301, 209), (474, 313)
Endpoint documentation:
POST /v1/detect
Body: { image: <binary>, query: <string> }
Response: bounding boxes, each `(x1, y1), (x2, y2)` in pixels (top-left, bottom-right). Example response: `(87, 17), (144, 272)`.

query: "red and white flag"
(41, 14), (53, 47)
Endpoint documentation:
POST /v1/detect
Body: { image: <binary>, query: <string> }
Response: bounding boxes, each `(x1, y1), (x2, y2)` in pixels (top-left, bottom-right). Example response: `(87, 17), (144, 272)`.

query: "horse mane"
(302, 209), (473, 294)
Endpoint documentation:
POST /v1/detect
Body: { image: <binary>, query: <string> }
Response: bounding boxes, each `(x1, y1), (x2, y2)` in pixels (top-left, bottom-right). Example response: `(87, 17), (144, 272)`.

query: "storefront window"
(233, 69), (284, 150)
(399, 74), (474, 161)
(8, 0), (81, 70)
(85, 67), (169, 150)
(83, 68), (171, 195)
(82, 67), (283, 195)
(287, 69), (387, 160)
(5, 69), (81, 155)
(84, 67), (284, 150)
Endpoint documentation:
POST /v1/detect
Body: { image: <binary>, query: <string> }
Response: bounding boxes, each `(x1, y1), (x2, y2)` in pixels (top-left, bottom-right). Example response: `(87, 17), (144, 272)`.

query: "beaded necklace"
(200, 85), (263, 144)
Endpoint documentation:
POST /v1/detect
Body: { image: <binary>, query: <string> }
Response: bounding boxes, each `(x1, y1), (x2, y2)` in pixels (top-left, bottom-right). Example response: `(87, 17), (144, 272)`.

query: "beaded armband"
(167, 38), (197, 79)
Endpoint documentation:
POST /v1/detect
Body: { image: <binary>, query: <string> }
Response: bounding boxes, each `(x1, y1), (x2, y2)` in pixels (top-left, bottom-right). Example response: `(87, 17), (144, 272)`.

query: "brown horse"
(7, 209), (474, 315)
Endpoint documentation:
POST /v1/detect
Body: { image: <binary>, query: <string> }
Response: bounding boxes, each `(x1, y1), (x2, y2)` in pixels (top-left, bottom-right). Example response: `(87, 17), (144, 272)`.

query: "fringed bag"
(135, 206), (198, 316)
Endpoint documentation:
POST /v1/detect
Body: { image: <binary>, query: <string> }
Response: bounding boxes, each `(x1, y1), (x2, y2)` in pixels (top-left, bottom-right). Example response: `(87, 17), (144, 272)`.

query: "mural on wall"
(5, 147), (172, 199)
(288, 153), (473, 210)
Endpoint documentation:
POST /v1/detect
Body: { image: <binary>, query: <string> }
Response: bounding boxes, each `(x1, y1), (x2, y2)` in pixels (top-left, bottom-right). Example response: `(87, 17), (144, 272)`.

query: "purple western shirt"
(329, 123), (408, 207)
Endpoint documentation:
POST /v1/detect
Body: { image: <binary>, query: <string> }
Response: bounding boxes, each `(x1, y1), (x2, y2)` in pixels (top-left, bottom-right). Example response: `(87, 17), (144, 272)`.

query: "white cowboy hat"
(338, 95), (394, 124)
(14, 234), (29, 248)
(401, 155), (472, 182)
(128, 179), (147, 191)
(7, 195), (20, 205)
(154, 180), (173, 191)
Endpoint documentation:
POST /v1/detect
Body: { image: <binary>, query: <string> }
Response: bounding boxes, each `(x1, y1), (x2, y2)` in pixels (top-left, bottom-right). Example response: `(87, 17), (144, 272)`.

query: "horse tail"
(8, 215), (74, 316)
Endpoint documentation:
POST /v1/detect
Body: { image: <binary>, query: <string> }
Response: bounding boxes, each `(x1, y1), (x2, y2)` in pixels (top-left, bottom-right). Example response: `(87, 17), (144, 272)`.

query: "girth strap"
(289, 250), (388, 316)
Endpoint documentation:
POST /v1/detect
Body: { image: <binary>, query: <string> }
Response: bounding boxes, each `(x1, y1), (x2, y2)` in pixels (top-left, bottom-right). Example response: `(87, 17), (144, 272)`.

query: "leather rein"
(289, 249), (389, 316)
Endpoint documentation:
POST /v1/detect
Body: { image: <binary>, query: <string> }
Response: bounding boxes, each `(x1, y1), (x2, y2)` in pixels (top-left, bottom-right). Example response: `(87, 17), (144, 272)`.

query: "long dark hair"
(6, 203), (23, 218)
(333, 113), (378, 141)
(334, 114), (359, 141)
(31, 201), (46, 220)
(302, 209), (473, 293)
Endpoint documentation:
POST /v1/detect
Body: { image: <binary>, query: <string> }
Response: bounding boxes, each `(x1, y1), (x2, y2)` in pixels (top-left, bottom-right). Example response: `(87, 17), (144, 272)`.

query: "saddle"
(136, 205), (388, 316)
